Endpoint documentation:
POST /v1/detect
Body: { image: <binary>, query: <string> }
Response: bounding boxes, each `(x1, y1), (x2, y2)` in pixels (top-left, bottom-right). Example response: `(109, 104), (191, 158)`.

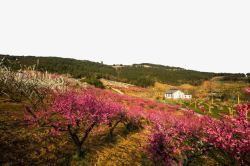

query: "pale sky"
(0, 0), (249, 73)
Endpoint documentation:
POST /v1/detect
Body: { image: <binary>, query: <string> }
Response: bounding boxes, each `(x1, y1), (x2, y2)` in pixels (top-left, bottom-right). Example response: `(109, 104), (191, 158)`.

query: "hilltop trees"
(131, 77), (155, 87)
(1, 55), (220, 87)
(0, 55), (117, 80)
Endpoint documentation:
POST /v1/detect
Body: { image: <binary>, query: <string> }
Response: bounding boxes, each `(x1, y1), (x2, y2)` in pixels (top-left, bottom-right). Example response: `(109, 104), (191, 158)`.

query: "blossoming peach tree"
(147, 110), (208, 166)
(24, 87), (155, 158)
(203, 102), (250, 165)
(146, 89), (250, 165)
(25, 90), (125, 157)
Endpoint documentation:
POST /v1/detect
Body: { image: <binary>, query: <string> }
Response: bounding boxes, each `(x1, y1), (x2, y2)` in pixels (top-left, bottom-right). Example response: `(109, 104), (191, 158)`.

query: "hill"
(1, 56), (250, 165)
(0, 54), (247, 87)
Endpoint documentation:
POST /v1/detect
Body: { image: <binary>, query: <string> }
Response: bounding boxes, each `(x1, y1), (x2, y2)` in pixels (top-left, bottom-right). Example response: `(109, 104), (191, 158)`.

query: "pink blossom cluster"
(25, 88), (151, 156)
(245, 88), (250, 94)
(25, 86), (250, 163)
(202, 103), (250, 164)
(26, 89), (125, 133)
(147, 110), (205, 165)
(85, 87), (179, 113)
(146, 95), (250, 165)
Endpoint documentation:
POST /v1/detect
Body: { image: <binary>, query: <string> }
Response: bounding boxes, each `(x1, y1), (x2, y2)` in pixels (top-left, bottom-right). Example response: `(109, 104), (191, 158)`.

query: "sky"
(0, 0), (249, 73)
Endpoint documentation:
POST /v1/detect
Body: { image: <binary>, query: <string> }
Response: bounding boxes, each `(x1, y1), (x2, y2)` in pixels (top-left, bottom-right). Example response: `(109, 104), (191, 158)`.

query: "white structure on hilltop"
(165, 89), (192, 99)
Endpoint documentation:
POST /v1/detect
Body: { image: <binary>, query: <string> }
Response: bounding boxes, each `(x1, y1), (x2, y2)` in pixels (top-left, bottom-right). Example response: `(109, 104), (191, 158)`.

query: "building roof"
(165, 89), (180, 94)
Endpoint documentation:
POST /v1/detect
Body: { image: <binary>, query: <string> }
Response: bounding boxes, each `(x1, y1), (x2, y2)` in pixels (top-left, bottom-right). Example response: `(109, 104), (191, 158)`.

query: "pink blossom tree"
(124, 105), (145, 131)
(106, 102), (126, 138)
(203, 103), (250, 165)
(147, 110), (207, 166)
(146, 89), (250, 165)
(25, 90), (124, 157)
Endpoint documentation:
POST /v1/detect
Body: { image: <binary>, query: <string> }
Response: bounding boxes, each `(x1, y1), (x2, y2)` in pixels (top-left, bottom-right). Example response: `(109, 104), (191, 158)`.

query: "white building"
(165, 89), (192, 99)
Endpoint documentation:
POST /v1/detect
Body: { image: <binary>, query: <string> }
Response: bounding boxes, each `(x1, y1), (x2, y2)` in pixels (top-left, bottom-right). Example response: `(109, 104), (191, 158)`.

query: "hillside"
(0, 54), (247, 87)
(1, 60), (249, 165)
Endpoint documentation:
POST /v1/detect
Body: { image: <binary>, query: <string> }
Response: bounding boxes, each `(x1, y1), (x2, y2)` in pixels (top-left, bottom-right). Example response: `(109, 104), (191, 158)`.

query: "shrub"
(0, 63), (48, 103)
(0, 58), (66, 104)
(83, 76), (105, 89)
(132, 77), (155, 88)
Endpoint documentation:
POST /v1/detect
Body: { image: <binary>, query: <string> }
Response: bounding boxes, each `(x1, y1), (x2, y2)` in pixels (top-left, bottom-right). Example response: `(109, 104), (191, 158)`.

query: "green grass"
(163, 99), (246, 119)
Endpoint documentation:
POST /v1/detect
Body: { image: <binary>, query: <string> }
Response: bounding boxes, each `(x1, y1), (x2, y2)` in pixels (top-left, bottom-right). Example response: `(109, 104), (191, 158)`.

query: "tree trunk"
(109, 120), (121, 138)
(77, 146), (85, 158)
(68, 124), (96, 158)
(237, 94), (240, 104)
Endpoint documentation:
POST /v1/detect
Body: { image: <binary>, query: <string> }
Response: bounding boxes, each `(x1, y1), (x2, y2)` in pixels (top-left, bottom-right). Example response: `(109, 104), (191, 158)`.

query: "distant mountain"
(0, 54), (247, 87)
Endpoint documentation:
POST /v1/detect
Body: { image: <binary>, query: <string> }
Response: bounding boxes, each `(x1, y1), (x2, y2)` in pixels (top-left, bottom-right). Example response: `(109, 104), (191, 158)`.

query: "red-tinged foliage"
(124, 106), (145, 131)
(201, 90), (250, 165)
(85, 87), (177, 113)
(198, 106), (207, 113)
(146, 90), (250, 165)
(25, 87), (180, 158)
(25, 89), (125, 157)
(147, 110), (206, 166)
(84, 87), (181, 132)
(245, 88), (250, 94)
(202, 103), (250, 165)
(24, 86), (250, 164)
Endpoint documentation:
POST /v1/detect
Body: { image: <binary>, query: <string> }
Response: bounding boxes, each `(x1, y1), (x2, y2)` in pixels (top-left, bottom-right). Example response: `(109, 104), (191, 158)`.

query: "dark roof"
(165, 89), (179, 94)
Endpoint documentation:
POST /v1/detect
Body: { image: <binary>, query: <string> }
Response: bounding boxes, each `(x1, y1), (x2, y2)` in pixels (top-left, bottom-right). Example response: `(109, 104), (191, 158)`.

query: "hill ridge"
(0, 54), (247, 87)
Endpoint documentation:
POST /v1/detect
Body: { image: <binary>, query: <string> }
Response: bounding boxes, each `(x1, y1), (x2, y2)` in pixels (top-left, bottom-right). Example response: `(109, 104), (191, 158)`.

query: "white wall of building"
(165, 90), (192, 99)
